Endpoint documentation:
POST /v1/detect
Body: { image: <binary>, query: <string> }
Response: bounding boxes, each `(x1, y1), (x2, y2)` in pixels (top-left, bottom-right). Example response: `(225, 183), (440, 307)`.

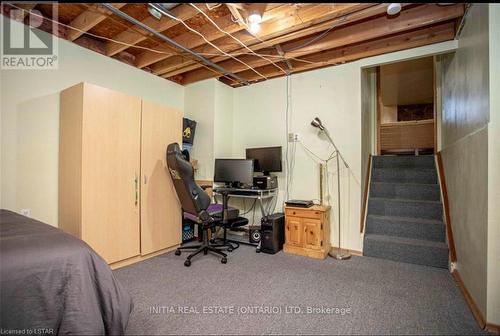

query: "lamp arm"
(322, 129), (349, 169)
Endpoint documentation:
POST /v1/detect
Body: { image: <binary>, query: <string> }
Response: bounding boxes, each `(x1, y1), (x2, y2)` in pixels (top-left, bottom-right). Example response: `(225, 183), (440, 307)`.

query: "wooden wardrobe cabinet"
(283, 205), (331, 259)
(59, 83), (182, 265)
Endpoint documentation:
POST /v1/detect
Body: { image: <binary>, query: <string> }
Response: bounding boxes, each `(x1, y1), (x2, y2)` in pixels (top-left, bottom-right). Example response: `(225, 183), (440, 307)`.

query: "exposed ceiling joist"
(105, 3), (206, 57)
(170, 3), (463, 84)
(67, 3), (126, 41)
(137, 3), (286, 69)
(226, 22), (456, 87)
(159, 3), (378, 78)
(3, 3), (466, 87)
(101, 3), (250, 85)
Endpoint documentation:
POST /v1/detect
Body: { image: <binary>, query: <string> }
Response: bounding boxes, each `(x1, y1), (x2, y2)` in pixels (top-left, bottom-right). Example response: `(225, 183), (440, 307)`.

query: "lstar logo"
(1, 4), (58, 69)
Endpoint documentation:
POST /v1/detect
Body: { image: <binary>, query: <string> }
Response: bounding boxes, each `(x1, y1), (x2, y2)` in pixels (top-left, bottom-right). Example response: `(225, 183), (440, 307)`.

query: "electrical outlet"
(20, 208), (31, 217)
(288, 133), (299, 142)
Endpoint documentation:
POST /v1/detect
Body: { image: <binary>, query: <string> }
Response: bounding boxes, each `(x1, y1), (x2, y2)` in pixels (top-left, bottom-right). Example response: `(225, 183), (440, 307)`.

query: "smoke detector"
(387, 3), (402, 16)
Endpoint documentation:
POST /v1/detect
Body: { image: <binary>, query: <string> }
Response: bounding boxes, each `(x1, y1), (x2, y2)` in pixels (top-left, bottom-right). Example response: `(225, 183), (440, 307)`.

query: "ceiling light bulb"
(387, 3), (402, 16)
(248, 13), (262, 24)
(249, 22), (261, 34)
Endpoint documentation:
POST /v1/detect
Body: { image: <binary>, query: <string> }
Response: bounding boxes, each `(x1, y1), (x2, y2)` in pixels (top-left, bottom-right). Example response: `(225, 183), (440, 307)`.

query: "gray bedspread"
(0, 210), (133, 335)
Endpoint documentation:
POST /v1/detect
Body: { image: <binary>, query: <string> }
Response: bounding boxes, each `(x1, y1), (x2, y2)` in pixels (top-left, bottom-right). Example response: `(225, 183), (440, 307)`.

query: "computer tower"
(260, 213), (285, 254)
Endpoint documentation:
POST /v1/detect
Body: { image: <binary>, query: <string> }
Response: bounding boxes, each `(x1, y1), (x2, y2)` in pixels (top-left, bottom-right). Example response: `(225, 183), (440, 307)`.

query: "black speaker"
(249, 226), (261, 244)
(260, 213), (285, 254)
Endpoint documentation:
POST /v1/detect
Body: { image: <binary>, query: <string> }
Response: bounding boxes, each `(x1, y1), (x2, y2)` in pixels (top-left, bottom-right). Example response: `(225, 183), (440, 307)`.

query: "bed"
(0, 209), (133, 335)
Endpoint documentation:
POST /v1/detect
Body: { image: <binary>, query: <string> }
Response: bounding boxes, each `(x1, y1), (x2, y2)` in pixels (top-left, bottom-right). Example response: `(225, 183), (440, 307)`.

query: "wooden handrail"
(360, 154), (372, 233)
(436, 152), (457, 262)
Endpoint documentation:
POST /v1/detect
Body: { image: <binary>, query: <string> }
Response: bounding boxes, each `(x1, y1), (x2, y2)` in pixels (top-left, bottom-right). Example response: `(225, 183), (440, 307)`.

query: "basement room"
(1, 2), (499, 335)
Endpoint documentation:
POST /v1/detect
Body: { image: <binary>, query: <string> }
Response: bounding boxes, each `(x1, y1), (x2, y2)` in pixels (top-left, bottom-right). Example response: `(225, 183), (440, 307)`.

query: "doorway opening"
(376, 57), (436, 155)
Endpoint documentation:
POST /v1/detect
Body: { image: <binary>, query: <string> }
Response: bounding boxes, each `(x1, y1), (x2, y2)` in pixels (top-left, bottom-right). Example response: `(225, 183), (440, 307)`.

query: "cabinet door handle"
(144, 174), (148, 184)
(134, 173), (138, 207)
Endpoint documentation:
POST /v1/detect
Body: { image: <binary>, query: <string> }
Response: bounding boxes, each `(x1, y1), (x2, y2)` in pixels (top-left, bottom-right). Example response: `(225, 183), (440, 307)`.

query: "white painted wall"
(214, 81), (234, 159)
(487, 3), (500, 326)
(440, 3), (490, 318)
(184, 80), (235, 180)
(0, 18), (184, 226)
(232, 41), (458, 251)
(184, 80), (216, 180)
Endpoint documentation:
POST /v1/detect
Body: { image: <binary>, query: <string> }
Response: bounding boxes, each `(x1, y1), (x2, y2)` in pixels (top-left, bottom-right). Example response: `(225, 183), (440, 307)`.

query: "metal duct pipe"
(101, 3), (249, 86)
(161, 3), (180, 10)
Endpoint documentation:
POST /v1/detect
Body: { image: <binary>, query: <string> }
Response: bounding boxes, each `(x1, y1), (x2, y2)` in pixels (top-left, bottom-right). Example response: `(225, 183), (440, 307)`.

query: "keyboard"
(229, 190), (258, 196)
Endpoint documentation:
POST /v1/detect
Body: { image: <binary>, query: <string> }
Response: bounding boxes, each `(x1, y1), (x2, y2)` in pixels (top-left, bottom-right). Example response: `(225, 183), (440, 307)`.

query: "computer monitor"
(214, 159), (254, 187)
(246, 146), (282, 175)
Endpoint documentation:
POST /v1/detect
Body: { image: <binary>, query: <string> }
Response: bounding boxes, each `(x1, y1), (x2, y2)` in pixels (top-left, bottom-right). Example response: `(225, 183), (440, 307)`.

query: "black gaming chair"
(166, 143), (230, 266)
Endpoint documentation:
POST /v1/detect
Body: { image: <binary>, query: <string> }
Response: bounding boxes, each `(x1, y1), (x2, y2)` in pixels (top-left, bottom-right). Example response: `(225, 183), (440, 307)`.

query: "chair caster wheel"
(227, 247), (233, 252)
(175, 249), (181, 256)
(221, 257), (227, 264)
(184, 260), (191, 267)
(256, 248), (261, 253)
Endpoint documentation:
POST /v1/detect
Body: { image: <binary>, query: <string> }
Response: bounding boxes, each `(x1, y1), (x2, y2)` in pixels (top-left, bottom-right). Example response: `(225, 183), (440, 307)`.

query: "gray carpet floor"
(114, 245), (484, 335)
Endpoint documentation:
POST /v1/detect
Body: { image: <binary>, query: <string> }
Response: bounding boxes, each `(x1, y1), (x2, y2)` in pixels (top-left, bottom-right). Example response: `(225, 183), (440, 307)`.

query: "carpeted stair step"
(371, 168), (438, 184)
(365, 215), (445, 242)
(370, 182), (441, 201)
(372, 155), (435, 169)
(368, 197), (443, 221)
(363, 234), (449, 268)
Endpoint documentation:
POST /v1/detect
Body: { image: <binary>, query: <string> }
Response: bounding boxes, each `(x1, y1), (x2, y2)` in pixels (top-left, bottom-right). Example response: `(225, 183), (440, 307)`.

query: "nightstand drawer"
(285, 208), (323, 220)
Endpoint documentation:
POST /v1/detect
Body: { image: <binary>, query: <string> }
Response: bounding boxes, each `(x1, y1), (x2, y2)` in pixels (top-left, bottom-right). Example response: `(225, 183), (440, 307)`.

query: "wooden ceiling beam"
(134, 12), (238, 68)
(173, 4), (463, 85)
(67, 3), (126, 41)
(230, 22), (456, 86)
(282, 3), (463, 59)
(136, 3), (286, 69)
(167, 4), (465, 79)
(105, 3), (206, 57)
(156, 3), (381, 78)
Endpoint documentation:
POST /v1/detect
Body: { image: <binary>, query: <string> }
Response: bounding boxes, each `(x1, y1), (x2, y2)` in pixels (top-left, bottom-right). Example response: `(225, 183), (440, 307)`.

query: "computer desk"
(213, 187), (278, 247)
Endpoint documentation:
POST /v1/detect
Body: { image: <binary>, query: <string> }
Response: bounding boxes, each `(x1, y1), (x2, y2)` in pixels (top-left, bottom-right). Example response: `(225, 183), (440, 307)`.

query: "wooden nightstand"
(283, 205), (331, 259)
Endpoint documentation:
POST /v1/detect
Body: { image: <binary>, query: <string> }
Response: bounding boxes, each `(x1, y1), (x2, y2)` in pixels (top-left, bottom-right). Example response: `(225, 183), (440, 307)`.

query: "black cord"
(286, 16), (347, 53)
(251, 204), (256, 226)
(240, 199), (257, 216)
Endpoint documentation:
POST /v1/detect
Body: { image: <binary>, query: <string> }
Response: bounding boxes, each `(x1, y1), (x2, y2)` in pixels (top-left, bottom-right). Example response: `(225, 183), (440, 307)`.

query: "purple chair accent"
(184, 204), (238, 222)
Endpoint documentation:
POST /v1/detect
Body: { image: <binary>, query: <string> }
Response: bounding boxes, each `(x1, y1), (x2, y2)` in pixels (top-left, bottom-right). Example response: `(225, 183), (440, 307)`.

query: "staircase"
(363, 155), (449, 269)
